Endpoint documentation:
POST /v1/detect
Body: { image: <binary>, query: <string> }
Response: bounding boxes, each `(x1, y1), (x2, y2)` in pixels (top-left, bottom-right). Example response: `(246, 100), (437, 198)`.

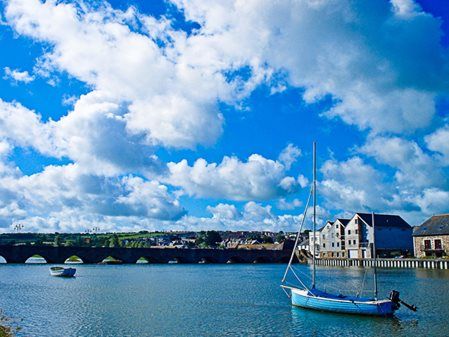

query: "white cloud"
(361, 136), (445, 188)
(0, 99), (60, 157)
(277, 198), (302, 210)
(4, 0), (229, 149)
(425, 125), (449, 165)
(0, 163), (185, 231)
(320, 157), (390, 212)
(166, 146), (301, 201)
(3, 66), (34, 83)
(207, 203), (241, 220)
(278, 143), (301, 170)
(173, 0), (447, 133)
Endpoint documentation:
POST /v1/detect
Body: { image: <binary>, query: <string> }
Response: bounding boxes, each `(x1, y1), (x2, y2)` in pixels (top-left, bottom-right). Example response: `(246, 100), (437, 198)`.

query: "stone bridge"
(0, 245), (293, 264)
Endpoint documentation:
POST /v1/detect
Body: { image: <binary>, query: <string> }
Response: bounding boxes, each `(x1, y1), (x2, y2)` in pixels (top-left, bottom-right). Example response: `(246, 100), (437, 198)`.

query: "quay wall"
(311, 257), (449, 270)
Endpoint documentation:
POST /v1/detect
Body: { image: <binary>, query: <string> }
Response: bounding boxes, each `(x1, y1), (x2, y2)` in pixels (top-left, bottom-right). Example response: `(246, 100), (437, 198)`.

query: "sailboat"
(281, 142), (416, 316)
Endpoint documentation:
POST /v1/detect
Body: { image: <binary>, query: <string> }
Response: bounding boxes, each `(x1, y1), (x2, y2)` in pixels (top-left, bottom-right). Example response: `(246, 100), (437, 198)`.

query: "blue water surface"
(0, 264), (448, 337)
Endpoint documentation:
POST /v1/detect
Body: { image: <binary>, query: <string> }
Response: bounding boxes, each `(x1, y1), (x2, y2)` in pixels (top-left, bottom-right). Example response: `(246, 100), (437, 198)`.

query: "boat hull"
(50, 267), (76, 277)
(291, 288), (397, 316)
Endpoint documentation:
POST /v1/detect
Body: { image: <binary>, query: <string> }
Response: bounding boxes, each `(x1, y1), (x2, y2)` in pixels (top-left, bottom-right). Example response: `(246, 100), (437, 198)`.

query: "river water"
(0, 264), (448, 337)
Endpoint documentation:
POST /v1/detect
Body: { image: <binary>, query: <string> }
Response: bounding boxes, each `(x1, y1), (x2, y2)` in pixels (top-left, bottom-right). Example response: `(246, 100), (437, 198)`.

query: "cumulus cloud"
(320, 156), (392, 212)
(277, 198), (302, 210)
(2, 0), (449, 231)
(425, 125), (449, 165)
(4, 0), (228, 149)
(0, 163), (185, 231)
(3, 66), (34, 83)
(181, 201), (327, 232)
(166, 146), (302, 201)
(361, 136), (446, 188)
(173, 0), (448, 133)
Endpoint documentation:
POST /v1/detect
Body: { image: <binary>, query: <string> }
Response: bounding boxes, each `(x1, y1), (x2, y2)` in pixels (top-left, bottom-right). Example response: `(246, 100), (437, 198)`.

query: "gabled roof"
(356, 213), (411, 229)
(335, 218), (350, 226)
(413, 214), (449, 236)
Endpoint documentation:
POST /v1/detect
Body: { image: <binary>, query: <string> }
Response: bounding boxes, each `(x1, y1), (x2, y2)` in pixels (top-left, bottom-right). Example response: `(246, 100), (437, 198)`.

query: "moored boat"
(280, 142), (416, 317)
(49, 266), (76, 277)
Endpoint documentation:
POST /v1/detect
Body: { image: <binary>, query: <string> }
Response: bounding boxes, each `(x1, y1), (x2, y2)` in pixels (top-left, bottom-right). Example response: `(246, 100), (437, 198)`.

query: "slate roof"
(356, 213), (411, 229)
(413, 214), (449, 236)
(335, 218), (350, 226)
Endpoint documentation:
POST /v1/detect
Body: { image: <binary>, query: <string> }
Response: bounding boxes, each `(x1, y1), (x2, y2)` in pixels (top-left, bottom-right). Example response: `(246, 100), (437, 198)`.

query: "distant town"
(0, 230), (294, 251)
(1, 212), (448, 260)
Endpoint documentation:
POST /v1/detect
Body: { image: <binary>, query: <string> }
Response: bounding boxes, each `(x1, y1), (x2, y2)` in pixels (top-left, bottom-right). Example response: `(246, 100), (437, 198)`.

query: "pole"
(312, 142), (317, 289)
(372, 212), (378, 300)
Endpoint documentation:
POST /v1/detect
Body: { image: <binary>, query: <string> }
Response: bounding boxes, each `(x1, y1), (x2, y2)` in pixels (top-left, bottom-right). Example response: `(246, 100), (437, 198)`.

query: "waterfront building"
(319, 221), (333, 258)
(345, 213), (413, 258)
(413, 214), (449, 258)
(320, 218), (349, 258)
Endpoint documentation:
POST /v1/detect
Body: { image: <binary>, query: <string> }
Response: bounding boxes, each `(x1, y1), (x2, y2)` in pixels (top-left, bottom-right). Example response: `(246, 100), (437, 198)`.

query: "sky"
(0, 0), (448, 233)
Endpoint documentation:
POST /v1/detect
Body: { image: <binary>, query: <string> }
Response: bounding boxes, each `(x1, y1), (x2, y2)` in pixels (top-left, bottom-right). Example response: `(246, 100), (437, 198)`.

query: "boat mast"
(312, 142), (317, 289)
(372, 212), (378, 300)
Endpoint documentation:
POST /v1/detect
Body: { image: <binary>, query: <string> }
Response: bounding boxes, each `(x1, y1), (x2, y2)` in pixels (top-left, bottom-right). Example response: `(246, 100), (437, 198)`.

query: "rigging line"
(358, 268), (368, 298)
(288, 266), (313, 293)
(281, 184), (314, 283)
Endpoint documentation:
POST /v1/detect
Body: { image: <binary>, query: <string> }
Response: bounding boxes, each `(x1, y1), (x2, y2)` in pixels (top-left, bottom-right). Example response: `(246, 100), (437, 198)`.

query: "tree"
(109, 234), (121, 248)
(204, 231), (222, 247)
(54, 234), (61, 247)
(275, 232), (285, 243)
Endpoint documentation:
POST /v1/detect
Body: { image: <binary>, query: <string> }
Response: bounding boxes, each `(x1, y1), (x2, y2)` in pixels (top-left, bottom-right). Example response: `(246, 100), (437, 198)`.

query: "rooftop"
(413, 214), (449, 236)
(356, 213), (411, 229)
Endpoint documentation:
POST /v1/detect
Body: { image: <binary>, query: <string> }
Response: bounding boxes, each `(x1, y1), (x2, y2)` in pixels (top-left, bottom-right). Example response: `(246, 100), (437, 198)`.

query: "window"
(353, 240), (356, 245)
(323, 243), (326, 248)
(322, 235), (325, 239)
(435, 239), (442, 250)
(355, 218), (359, 224)
(355, 230), (358, 234)
(424, 239), (431, 250)
(337, 242), (340, 247)
(337, 252), (339, 257)
(336, 224), (339, 228)
(332, 242), (335, 247)
(348, 230), (351, 235)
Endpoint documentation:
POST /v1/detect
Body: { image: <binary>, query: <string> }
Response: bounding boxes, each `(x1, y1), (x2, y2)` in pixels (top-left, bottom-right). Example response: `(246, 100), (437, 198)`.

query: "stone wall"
(413, 235), (449, 257)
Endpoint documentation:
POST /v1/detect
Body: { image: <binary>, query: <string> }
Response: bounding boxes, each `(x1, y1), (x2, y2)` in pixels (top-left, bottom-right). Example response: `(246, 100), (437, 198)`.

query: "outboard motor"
(389, 290), (417, 312)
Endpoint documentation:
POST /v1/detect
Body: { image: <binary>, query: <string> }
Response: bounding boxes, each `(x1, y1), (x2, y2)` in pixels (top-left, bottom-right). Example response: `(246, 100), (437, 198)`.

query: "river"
(0, 264), (448, 336)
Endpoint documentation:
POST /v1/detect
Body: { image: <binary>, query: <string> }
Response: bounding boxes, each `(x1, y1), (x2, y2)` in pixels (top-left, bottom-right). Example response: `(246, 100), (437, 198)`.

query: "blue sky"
(0, 0), (448, 233)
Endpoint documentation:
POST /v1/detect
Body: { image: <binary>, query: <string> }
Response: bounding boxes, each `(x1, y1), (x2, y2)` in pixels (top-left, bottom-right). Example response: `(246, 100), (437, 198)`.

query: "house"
(319, 221), (333, 258)
(413, 214), (449, 258)
(345, 213), (413, 258)
(308, 229), (322, 257)
(321, 218), (349, 258)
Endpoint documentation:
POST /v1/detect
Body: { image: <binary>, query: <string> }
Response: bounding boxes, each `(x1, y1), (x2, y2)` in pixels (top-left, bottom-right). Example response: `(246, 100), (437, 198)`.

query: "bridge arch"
(198, 256), (218, 264)
(226, 256), (243, 264)
(0, 255), (6, 263)
(167, 257), (184, 264)
(252, 256), (269, 264)
(25, 254), (47, 264)
(64, 255), (84, 264)
(136, 257), (149, 264)
(99, 256), (123, 264)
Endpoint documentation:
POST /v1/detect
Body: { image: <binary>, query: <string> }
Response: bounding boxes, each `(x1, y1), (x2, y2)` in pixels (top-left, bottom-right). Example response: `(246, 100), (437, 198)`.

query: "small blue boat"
(281, 143), (416, 317)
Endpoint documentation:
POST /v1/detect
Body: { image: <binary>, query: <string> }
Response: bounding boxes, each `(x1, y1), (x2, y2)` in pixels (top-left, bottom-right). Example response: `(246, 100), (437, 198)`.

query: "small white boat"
(49, 267), (76, 277)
